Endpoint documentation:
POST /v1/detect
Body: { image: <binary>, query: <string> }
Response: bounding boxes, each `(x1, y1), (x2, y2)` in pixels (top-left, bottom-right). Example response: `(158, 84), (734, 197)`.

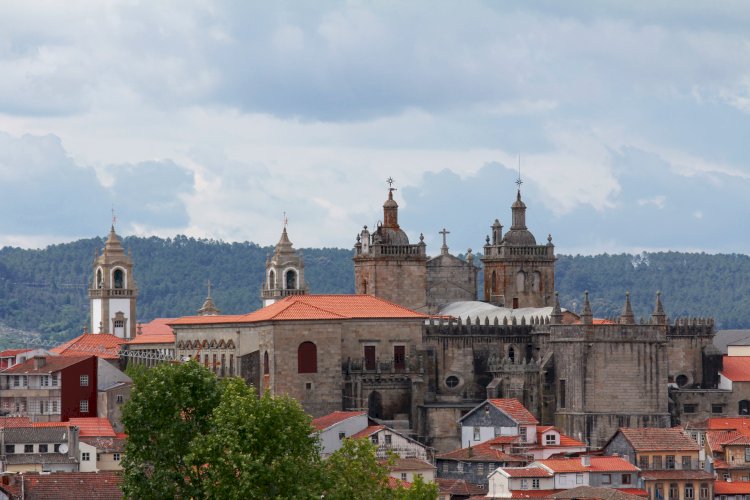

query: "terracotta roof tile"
(52, 334), (125, 359)
(435, 478), (488, 496)
(169, 294), (427, 326)
(21, 471), (123, 499)
(437, 437), (529, 463)
(387, 457), (436, 471)
(386, 476), (411, 489)
(705, 417), (750, 436)
(511, 490), (560, 498)
(2, 355), (93, 375)
(706, 430), (745, 453)
(0, 349), (32, 357)
(488, 399), (539, 425)
(311, 411), (366, 432)
(68, 417), (116, 438)
(501, 467), (553, 478)
(537, 457), (639, 473)
(721, 356), (750, 382)
(639, 470), (713, 480)
(550, 487), (648, 499)
(0, 417), (32, 428)
(617, 427), (701, 452)
(351, 425), (386, 439)
(126, 318), (176, 345)
(715, 481), (750, 494)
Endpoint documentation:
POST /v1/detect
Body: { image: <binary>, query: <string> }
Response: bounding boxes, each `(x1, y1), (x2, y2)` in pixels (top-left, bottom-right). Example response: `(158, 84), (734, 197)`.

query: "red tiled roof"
(706, 430), (745, 453)
(501, 467), (553, 478)
(68, 417), (116, 438)
(714, 459), (729, 469)
(19, 471), (123, 499)
(386, 457), (436, 471)
(387, 476), (411, 489)
(52, 333), (125, 359)
(705, 417), (750, 436)
(169, 294), (427, 325)
(0, 349), (32, 357)
(721, 356), (750, 382)
(31, 421), (70, 428)
(488, 399), (539, 425)
(538, 457), (639, 473)
(2, 355), (93, 374)
(640, 470), (713, 480)
(715, 481), (750, 494)
(437, 437), (529, 463)
(511, 490), (561, 498)
(616, 427), (701, 452)
(311, 411), (366, 431)
(127, 318), (176, 345)
(0, 417), (32, 428)
(618, 489), (649, 497)
(535, 426), (586, 448)
(435, 478), (487, 496)
(351, 425), (386, 439)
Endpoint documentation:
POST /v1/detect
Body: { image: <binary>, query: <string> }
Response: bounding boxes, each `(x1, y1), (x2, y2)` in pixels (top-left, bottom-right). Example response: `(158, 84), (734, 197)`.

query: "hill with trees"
(1, 236), (749, 345)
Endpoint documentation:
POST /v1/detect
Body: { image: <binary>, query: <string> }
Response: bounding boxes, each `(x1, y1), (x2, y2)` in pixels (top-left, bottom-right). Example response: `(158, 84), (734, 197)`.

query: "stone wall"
(426, 253), (477, 313)
(354, 256), (427, 312)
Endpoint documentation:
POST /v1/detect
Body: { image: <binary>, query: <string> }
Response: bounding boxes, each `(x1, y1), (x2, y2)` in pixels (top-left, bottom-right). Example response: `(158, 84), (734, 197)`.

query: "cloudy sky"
(1, 1), (749, 255)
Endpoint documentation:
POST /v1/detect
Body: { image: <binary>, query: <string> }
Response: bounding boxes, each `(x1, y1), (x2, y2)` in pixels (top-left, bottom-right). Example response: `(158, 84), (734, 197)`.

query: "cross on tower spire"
(283, 211), (288, 229)
(111, 206), (117, 231)
(515, 154), (523, 190)
(386, 176), (396, 193)
(439, 228), (450, 255)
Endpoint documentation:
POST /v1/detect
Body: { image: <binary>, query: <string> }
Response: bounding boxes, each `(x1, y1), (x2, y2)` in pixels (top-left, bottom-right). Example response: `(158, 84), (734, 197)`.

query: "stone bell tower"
(261, 223), (307, 307)
(481, 182), (555, 309)
(89, 224), (138, 338)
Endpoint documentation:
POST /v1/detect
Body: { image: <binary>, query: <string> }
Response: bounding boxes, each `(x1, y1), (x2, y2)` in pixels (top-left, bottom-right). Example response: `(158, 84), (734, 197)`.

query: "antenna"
(111, 206), (117, 230)
(516, 154), (523, 190)
(283, 211), (288, 229)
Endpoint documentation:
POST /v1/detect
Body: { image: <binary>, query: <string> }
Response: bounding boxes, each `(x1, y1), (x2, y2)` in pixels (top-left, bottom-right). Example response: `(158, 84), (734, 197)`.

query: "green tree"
(186, 378), (325, 499)
(122, 361), (221, 499)
(323, 438), (393, 500)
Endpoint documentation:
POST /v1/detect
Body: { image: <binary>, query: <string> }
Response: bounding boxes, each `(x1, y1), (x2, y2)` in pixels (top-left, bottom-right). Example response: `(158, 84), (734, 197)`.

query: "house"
(435, 478), (488, 500)
(638, 471), (713, 500)
(705, 430), (750, 481)
(459, 399), (540, 448)
(52, 333), (127, 370)
(386, 457), (436, 484)
(713, 481), (750, 500)
(0, 350), (54, 371)
(0, 356), (98, 422)
(96, 359), (132, 433)
(488, 456), (641, 499)
(70, 418), (124, 472)
(547, 486), (648, 499)
(436, 436), (528, 486)
(0, 471), (123, 499)
(124, 318), (176, 367)
(311, 411), (369, 456)
(528, 426), (587, 460)
(352, 424), (434, 461)
(684, 417), (750, 450)
(2, 424), (80, 473)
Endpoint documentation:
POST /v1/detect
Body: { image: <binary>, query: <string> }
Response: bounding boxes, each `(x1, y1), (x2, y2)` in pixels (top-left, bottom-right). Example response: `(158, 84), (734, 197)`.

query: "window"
(519, 426), (527, 443)
(263, 351), (270, 375)
(393, 345), (405, 371)
(622, 474), (632, 484)
(669, 483), (679, 500)
(545, 434), (557, 445)
(22, 376), (27, 387)
(602, 474), (611, 485)
(80, 400), (89, 413)
(364, 346), (376, 371)
(655, 483), (664, 500)
(305, 382), (312, 390)
(4, 445), (13, 454)
(639, 456), (650, 469)
(82, 452), (90, 461)
(385, 434), (392, 445)
(445, 376), (459, 388)
(39, 444), (47, 453)
(297, 342), (317, 373)
(51, 374), (58, 387)
(113, 269), (124, 288)
(285, 269), (296, 290)
(52, 400), (59, 413)
(559, 379), (567, 409)
(746, 448), (750, 462)
(116, 395), (124, 404)
(24, 444), (33, 453)
(54, 444), (61, 453)
(520, 479), (528, 490)
(473, 427), (481, 441)
(666, 455), (675, 469)
(532, 479), (540, 489)
(80, 375), (89, 387)
(576, 474), (583, 484)
(508, 346), (515, 364)
(683, 404), (697, 414)
(13, 376), (19, 387)
(41, 375), (49, 387)
(113, 453), (121, 461)
(456, 462), (463, 472)
(700, 483), (709, 500)
(653, 456), (662, 469)
(712, 404), (725, 414)
(682, 456), (692, 469)
(477, 463), (484, 475)
(401, 473), (407, 481)
(338, 432), (346, 441)
(685, 483), (694, 499)
(371, 435), (379, 445)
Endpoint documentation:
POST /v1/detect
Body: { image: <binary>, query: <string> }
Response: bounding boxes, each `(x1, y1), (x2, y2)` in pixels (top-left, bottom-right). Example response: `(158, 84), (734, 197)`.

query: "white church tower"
(89, 224), (138, 338)
(261, 224), (307, 307)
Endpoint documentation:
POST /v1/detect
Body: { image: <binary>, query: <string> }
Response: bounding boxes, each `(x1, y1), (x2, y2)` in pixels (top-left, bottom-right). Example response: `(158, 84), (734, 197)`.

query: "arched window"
(298, 342), (317, 373)
(508, 346), (516, 364)
(285, 269), (297, 290)
(491, 271), (497, 292)
(263, 351), (269, 375)
(268, 270), (275, 290)
(532, 271), (542, 292)
(368, 391), (383, 419)
(96, 269), (103, 289)
(516, 271), (526, 292)
(113, 269), (124, 289)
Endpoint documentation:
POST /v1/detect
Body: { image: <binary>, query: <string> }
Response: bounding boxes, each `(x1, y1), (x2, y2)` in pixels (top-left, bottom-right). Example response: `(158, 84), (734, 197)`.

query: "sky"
(1, 1), (749, 256)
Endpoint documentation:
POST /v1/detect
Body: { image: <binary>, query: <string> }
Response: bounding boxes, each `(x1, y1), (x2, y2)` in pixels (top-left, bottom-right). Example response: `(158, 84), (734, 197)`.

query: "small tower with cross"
(426, 226), (479, 312)
(88, 217), (139, 338)
(262, 217), (308, 307)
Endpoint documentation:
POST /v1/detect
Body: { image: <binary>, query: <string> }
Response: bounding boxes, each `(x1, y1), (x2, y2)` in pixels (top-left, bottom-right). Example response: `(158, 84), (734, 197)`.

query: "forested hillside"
(1, 236), (749, 345)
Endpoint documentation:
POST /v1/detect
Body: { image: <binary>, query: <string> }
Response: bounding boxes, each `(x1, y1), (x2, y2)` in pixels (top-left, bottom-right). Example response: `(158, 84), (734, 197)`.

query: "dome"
(502, 229), (537, 246)
(383, 197), (398, 209)
(374, 226), (410, 245)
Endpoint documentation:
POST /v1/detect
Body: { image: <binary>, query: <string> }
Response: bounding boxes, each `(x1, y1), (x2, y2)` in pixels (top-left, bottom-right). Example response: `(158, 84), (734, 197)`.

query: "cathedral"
(91, 180), (722, 452)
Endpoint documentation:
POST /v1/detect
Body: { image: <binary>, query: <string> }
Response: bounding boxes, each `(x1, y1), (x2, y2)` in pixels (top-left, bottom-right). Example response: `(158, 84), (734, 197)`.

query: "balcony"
(260, 288), (306, 299)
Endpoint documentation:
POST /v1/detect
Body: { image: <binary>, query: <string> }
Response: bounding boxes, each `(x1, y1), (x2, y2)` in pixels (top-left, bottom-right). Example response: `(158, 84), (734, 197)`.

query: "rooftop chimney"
(581, 455), (591, 467)
(33, 356), (46, 369)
